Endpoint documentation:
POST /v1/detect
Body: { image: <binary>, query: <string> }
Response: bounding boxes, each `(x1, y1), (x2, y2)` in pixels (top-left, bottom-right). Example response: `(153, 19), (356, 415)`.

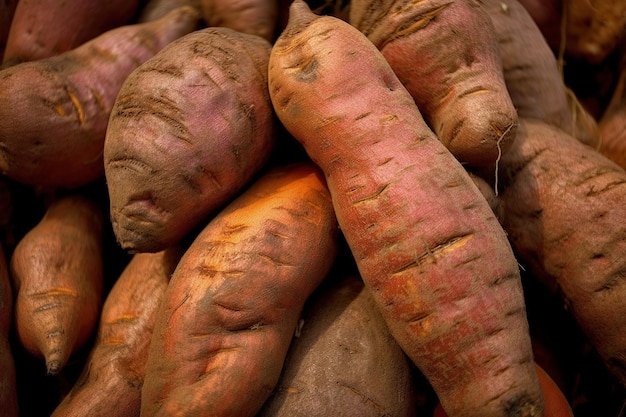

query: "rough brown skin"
(9, 195), (104, 376)
(348, 0), (518, 166)
(491, 118), (626, 386)
(258, 273), (417, 417)
(140, 162), (339, 417)
(268, 2), (544, 417)
(0, 244), (18, 417)
(200, 0), (279, 42)
(50, 247), (183, 417)
(2, 0), (141, 66)
(598, 61), (626, 169)
(0, 7), (200, 189)
(480, 0), (599, 148)
(104, 27), (275, 253)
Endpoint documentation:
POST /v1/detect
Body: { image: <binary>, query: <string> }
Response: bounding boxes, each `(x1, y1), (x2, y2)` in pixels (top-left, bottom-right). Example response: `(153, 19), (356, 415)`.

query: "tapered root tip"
(284, 0), (319, 36)
(504, 392), (545, 417)
(46, 359), (61, 376)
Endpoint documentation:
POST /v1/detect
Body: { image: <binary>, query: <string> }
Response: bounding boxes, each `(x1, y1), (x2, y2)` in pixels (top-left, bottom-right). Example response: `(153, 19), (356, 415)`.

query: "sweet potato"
(433, 364), (574, 417)
(268, 2), (544, 416)
(2, 0), (141, 65)
(0, 0), (17, 61)
(489, 118), (626, 386)
(200, 0), (279, 42)
(598, 59), (626, 169)
(104, 27), (274, 253)
(348, 0), (517, 166)
(137, 0), (202, 22)
(51, 247), (183, 417)
(0, 6), (200, 189)
(560, 0), (626, 65)
(258, 272), (417, 417)
(140, 162), (339, 417)
(480, 0), (599, 148)
(0, 244), (18, 417)
(9, 194), (104, 375)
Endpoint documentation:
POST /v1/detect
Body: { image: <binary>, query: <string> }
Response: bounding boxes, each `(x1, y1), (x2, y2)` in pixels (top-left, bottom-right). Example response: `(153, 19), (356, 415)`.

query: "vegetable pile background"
(1, 0), (625, 416)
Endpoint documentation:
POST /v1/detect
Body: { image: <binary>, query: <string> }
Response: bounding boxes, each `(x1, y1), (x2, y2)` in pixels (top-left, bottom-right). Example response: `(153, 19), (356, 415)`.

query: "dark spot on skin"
(295, 58), (318, 83)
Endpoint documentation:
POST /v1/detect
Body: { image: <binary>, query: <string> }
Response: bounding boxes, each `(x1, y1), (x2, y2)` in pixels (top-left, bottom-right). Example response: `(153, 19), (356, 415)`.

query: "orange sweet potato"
(0, 7), (200, 189)
(104, 27), (275, 253)
(491, 118), (626, 386)
(560, 0), (626, 65)
(258, 272), (417, 417)
(51, 247), (183, 417)
(268, 2), (544, 416)
(140, 162), (339, 417)
(348, 0), (518, 166)
(10, 194), (104, 375)
(2, 0), (141, 65)
(0, 243), (18, 417)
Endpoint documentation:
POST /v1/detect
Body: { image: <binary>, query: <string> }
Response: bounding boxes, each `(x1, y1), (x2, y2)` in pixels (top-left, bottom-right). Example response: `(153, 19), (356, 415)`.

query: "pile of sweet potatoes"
(0, 0), (625, 416)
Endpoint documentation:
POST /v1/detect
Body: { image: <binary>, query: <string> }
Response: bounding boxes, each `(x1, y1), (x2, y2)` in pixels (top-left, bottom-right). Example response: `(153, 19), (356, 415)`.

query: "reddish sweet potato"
(0, 0), (18, 61)
(104, 27), (275, 253)
(200, 0), (279, 42)
(598, 60), (626, 169)
(480, 0), (599, 148)
(138, 0), (202, 22)
(258, 272), (417, 417)
(140, 162), (339, 417)
(268, 2), (543, 416)
(0, 244), (18, 417)
(10, 195), (104, 375)
(0, 7), (200, 189)
(51, 247), (183, 417)
(2, 0), (141, 65)
(491, 118), (626, 385)
(348, 0), (518, 166)
(434, 364), (574, 417)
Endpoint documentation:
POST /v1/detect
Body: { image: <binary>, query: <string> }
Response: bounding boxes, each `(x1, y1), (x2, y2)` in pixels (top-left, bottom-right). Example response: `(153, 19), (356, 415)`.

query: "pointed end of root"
(285, 0), (319, 37)
(46, 359), (61, 376)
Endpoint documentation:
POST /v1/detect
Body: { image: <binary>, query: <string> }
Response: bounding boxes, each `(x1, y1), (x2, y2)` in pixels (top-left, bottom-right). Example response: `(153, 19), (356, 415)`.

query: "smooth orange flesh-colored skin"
(268, 2), (543, 417)
(200, 0), (279, 42)
(140, 162), (339, 417)
(0, 244), (18, 417)
(51, 248), (183, 417)
(0, 7), (200, 189)
(493, 119), (626, 385)
(105, 27), (274, 254)
(9, 195), (104, 376)
(348, 0), (517, 166)
(3, 0), (141, 64)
